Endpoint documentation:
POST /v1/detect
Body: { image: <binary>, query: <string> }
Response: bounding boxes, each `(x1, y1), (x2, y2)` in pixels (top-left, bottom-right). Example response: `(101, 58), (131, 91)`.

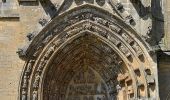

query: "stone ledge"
(0, 13), (19, 20)
(0, 13), (19, 18)
(18, 0), (39, 6)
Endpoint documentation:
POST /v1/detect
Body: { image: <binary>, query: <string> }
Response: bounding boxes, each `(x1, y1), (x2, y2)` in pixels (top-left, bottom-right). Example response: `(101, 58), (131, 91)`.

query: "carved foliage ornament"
(19, 5), (155, 100)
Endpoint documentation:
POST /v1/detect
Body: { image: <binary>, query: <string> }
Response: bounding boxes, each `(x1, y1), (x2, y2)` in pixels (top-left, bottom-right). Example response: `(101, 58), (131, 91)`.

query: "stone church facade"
(0, 0), (170, 100)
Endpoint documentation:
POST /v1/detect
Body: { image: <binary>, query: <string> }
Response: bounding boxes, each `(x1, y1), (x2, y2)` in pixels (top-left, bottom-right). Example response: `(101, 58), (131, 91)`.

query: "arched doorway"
(42, 33), (128, 100)
(18, 3), (158, 100)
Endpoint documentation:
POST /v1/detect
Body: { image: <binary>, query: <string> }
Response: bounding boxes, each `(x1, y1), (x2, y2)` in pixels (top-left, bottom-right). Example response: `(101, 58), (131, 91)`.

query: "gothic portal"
(18, 0), (159, 100)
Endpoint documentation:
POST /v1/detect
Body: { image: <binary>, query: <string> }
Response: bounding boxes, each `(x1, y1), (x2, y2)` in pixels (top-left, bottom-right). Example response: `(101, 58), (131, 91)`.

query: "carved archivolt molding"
(18, 4), (158, 100)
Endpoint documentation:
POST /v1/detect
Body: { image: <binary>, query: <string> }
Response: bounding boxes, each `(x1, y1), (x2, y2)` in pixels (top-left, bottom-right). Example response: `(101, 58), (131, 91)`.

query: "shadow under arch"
(18, 4), (158, 100)
(39, 31), (138, 100)
(39, 32), (135, 100)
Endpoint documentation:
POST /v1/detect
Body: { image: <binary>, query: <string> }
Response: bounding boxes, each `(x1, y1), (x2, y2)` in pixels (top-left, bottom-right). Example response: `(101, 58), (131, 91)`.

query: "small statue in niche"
(94, 17), (108, 26)
(32, 90), (38, 100)
(22, 75), (28, 89)
(83, 13), (93, 19)
(119, 44), (131, 57)
(37, 58), (46, 73)
(109, 24), (122, 33)
(21, 89), (27, 100)
(44, 45), (55, 59)
(25, 60), (35, 77)
(132, 43), (142, 56)
(39, 18), (48, 26)
(121, 33), (133, 44)
(33, 73), (40, 89)
(143, 26), (152, 42)
(53, 38), (64, 47)
(83, 23), (92, 30)
(116, 84), (121, 92)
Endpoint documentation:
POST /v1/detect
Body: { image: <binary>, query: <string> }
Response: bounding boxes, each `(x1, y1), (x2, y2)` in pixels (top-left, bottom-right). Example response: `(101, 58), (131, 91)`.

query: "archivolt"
(19, 4), (158, 100)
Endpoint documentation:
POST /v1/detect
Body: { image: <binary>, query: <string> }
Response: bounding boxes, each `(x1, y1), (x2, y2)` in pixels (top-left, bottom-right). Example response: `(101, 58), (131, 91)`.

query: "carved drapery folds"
(18, 4), (158, 100)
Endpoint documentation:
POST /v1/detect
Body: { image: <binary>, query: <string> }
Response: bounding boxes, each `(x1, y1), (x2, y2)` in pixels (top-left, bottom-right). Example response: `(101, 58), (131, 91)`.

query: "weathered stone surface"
(0, 0), (169, 100)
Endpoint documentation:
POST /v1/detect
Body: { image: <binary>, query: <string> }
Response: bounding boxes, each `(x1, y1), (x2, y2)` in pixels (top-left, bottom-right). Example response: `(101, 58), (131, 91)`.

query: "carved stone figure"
(94, 17), (108, 26)
(53, 39), (64, 47)
(37, 58), (46, 73)
(39, 18), (48, 26)
(83, 23), (92, 30)
(115, 3), (124, 10)
(27, 32), (35, 41)
(32, 90), (38, 100)
(22, 75), (28, 89)
(83, 13), (93, 19)
(119, 44), (131, 57)
(121, 33), (133, 44)
(44, 45), (55, 59)
(144, 26), (152, 42)
(33, 74), (40, 89)
(132, 43), (143, 56)
(17, 48), (26, 58)
(17, 0), (160, 100)
(116, 84), (121, 92)
(21, 89), (27, 100)
(25, 60), (35, 77)
(109, 24), (122, 33)
(125, 15), (134, 24)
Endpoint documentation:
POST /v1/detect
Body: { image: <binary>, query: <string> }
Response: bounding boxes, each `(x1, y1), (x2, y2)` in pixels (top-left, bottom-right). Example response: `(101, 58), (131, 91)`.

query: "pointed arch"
(18, 4), (158, 100)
